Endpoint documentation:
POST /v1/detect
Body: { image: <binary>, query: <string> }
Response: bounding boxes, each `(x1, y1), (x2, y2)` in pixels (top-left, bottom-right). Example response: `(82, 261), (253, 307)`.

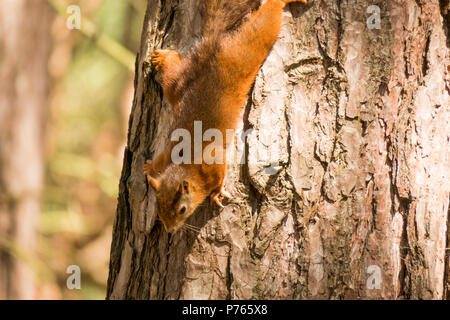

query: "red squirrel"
(144, 0), (307, 233)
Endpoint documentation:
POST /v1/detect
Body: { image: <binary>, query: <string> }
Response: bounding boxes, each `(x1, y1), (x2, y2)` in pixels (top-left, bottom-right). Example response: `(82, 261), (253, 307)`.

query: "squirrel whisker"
(184, 223), (201, 231)
(182, 225), (200, 233)
(183, 224), (201, 233)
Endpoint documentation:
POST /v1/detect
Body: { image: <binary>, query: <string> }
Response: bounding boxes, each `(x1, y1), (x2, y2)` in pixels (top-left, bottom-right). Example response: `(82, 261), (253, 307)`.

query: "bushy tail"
(201, 0), (260, 37)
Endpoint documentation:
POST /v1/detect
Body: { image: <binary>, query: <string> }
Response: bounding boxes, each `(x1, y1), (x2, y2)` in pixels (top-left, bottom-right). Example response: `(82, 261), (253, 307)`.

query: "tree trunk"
(0, 0), (51, 299)
(107, 0), (449, 300)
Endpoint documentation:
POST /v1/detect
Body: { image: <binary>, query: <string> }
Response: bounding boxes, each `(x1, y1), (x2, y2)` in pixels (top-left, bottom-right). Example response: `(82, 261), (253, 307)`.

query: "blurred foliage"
(37, 0), (145, 299)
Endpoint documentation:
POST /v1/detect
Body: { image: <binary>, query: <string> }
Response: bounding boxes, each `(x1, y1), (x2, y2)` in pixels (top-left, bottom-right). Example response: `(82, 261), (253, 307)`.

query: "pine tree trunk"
(0, 0), (51, 299)
(107, 0), (449, 300)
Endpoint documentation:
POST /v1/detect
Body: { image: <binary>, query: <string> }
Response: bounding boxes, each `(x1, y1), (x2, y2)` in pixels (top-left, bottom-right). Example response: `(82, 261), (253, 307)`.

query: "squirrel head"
(147, 165), (203, 233)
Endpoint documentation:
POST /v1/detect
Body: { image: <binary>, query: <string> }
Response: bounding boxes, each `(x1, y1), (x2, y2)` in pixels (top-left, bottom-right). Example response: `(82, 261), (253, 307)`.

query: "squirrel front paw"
(210, 188), (231, 208)
(143, 160), (153, 175)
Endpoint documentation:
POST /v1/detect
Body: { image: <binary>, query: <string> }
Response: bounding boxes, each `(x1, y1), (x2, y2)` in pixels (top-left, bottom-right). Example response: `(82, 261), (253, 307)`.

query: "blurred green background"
(39, 0), (144, 299)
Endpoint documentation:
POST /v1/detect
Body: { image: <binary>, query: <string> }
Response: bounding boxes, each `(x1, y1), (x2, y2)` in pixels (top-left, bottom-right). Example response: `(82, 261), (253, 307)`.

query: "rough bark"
(107, 0), (449, 299)
(0, 0), (51, 299)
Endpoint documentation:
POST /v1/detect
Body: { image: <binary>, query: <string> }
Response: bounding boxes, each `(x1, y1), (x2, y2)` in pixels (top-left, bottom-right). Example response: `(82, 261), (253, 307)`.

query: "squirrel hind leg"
(151, 49), (183, 109)
(151, 49), (181, 72)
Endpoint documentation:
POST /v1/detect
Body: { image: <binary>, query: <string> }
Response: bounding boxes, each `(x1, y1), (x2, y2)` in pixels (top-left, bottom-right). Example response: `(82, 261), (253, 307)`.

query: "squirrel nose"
(164, 224), (177, 234)
(163, 223), (174, 234)
(160, 220), (170, 233)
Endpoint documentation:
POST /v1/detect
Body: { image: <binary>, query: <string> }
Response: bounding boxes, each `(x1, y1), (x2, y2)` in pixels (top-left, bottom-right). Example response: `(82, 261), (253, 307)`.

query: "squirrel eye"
(179, 206), (186, 215)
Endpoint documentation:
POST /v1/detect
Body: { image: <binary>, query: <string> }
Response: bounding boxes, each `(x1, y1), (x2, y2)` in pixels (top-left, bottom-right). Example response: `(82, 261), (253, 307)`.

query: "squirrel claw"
(210, 189), (231, 208)
(151, 50), (164, 71)
(220, 189), (231, 200)
(151, 49), (180, 72)
(211, 194), (225, 208)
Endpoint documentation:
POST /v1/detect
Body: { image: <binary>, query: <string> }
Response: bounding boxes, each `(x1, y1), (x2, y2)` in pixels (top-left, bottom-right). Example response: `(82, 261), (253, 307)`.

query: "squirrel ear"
(147, 175), (160, 191)
(181, 180), (190, 194)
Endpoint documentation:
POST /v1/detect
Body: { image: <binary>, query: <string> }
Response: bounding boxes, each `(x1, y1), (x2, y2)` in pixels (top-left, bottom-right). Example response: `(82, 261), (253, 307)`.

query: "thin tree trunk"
(0, 0), (51, 299)
(107, 0), (449, 299)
